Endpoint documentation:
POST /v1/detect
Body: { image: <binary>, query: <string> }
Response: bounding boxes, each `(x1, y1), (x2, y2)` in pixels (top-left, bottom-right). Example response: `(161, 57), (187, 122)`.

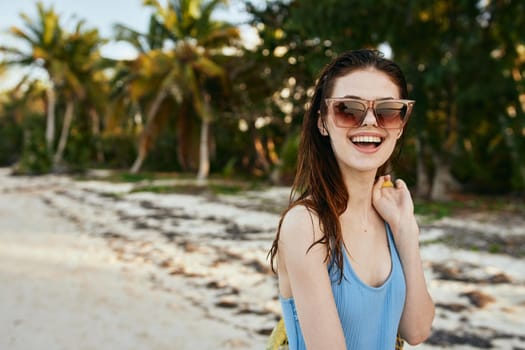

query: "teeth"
(351, 135), (382, 143)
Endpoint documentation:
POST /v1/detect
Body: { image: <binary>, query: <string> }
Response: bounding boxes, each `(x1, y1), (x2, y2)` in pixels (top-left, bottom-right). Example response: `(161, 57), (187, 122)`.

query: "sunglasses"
(325, 98), (415, 129)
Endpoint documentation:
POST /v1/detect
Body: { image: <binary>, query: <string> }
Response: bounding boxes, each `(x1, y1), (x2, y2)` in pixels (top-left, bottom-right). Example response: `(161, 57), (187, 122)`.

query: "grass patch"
(414, 200), (462, 221)
(130, 180), (263, 196)
(108, 171), (194, 183)
(488, 243), (502, 254)
(75, 170), (195, 183)
(117, 172), (157, 183)
(130, 185), (183, 194)
(414, 194), (525, 223)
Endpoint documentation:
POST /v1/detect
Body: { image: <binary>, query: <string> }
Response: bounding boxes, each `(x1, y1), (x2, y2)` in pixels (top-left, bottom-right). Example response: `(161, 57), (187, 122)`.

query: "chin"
(341, 162), (384, 174)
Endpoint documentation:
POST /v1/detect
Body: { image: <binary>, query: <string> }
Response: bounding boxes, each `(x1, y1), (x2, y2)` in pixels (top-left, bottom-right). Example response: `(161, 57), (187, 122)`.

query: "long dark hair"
(268, 49), (411, 282)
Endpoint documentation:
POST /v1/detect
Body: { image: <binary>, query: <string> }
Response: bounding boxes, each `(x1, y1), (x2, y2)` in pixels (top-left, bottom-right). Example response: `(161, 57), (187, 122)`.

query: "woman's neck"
(342, 170), (377, 218)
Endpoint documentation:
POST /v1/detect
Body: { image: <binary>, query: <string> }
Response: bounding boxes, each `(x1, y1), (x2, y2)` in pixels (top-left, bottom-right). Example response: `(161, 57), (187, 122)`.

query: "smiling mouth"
(350, 135), (383, 148)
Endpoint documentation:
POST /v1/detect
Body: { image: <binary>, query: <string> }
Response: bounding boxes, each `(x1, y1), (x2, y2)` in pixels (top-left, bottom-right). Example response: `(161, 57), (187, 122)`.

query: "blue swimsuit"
(280, 223), (406, 349)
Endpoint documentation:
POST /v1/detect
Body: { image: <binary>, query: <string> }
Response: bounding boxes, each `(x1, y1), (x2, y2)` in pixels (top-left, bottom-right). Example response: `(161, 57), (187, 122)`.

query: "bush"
(0, 114), (23, 166)
(14, 115), (52, 175)
(142, 130), (182, 172)
(98, 133), (137, 169)
(277, 131), (300, 185)
(63, 127), (94, 172)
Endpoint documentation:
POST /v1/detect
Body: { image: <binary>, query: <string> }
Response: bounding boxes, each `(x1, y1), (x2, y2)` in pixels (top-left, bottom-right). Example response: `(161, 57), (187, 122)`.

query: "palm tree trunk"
(251, 126), (270, 172)
(197, 92), (212, 181)
(130, 89), (168, 173)
(430, 152), (461, 201)
(176, 103), (191, 171)
(53, 101), (74, 169)
(130, 149), (146, 174)
(89, 108), (104, 162)
(45, 86), (56, 154)
(197, 118), (210, 181)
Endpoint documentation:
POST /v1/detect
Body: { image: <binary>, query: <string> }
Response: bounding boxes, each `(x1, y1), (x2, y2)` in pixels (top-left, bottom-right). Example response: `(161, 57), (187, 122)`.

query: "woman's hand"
(372, 175), (418, 251)
(372, 175), (435, 344)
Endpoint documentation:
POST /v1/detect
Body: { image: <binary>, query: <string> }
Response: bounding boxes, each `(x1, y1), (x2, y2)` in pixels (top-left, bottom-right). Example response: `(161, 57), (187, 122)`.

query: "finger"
(373, 176), (386, 201)
(394, 178), (407, 190)
(374, 175), (384, 189)
(394, 179), (411, 197)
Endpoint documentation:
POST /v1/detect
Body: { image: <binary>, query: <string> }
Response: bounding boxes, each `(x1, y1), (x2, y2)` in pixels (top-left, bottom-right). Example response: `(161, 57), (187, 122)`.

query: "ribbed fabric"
(280, 223), (406, 350)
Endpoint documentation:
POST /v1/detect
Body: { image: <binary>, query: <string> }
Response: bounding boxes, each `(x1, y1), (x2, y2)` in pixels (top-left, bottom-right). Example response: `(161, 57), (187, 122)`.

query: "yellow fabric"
(266, 318), (404, 350)
(265, 319), (288, 350)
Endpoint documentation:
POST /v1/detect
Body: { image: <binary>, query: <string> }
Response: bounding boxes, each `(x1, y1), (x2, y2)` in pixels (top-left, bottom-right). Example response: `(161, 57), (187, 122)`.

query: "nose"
(361, 106), (378, 127)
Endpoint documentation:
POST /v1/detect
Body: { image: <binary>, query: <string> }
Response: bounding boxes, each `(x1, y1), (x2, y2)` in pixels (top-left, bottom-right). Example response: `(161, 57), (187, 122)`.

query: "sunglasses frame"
(324, 97), (415, 129)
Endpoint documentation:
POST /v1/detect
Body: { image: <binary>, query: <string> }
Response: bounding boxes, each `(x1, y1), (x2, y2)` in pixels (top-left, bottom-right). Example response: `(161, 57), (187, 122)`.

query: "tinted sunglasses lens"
(376, 101), (407, 126)
(333, 100), (366, 126)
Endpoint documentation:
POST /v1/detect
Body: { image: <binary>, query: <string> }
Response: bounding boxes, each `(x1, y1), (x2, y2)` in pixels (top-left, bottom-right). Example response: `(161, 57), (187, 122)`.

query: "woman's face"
(319, 68), (404, 175)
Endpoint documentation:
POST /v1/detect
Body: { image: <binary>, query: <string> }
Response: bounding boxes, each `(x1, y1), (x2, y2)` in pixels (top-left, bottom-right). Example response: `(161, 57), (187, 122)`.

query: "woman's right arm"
(278, 205), (347, 350)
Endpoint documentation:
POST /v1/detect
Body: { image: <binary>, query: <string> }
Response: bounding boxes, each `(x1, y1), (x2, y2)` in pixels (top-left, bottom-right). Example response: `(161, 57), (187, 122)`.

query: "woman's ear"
(396, 128), (404, 139)
(317, 115), (329, 136)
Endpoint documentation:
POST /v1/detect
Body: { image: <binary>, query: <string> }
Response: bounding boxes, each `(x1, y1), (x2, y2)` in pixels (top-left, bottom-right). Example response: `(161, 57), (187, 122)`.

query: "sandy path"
(2, 169), (524, 350)
(0, 182), (260, 350)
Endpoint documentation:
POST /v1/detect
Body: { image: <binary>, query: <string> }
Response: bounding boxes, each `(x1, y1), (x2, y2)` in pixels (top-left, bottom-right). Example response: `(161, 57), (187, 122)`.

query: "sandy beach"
(1, 167), (524, 350)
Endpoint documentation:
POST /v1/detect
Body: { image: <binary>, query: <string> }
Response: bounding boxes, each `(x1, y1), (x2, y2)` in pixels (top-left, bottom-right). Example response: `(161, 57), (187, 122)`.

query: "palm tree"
(1, 1), (107, 170)
(112, 15), (185, 173)
(2, 78), (51, 173)
(0, 1), (63, 156)
(126, 51), (183, 173)
(51, 22), (107, 167)
(128, 0), (241, 178)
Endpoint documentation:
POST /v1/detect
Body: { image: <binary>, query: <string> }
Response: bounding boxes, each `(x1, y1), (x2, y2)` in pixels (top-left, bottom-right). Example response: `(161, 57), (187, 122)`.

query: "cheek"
(383, 136), (399, 157)
(328, 128), (349, 148)
(325, 130), (347, 158)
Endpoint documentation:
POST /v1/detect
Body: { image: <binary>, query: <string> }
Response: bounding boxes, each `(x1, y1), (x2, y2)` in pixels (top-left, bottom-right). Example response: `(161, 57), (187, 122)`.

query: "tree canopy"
(0, 0), (524, 199)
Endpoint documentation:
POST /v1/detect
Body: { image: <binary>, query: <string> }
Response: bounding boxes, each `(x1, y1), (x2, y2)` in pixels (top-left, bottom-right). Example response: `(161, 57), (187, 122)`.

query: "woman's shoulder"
(279, 204), (322, 244)
(282, 203), (318, 227)
(284, 202), (317, 219)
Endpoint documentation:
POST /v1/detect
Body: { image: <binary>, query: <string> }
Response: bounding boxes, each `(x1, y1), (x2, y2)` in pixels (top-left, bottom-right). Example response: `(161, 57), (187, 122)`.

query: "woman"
(268, 49), (435, 349)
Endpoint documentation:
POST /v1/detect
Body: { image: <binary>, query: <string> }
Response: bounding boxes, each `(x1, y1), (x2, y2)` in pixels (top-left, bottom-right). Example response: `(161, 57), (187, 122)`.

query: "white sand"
(0, 173), (263, 350)
(1, 168), (524, 350)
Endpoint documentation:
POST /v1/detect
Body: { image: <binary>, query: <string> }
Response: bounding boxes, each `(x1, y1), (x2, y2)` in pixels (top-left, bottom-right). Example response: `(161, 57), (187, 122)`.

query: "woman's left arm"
(373, 176), (435, 345)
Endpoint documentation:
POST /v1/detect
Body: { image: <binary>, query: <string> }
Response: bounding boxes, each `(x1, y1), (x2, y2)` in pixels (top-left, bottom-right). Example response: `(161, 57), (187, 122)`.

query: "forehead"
(330, 69), (400, 99)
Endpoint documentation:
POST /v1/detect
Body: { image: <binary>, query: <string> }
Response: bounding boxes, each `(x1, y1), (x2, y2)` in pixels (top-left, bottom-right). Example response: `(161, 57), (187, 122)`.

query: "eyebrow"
(342, 95), (395, 101)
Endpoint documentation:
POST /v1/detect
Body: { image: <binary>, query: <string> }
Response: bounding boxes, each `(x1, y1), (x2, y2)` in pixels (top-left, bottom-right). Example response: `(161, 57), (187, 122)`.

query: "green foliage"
(260, 0), (525, 196)
(117, 172), (157, 183)
(488, 243), (501, 254)
(388, 135), (418, 188)
(278, 131), (300, 184)
(415, 194), (525, 223)
(213, 117), (253, 176)
(63, 127), (93, 172)
(1, 1), (109, 172)
(120, 0), (242, 176)
(131, 180), (258, 195)
(98, 134), (137, 169)
(14, 115), (51, 174)
(142, 127), (182, 172)
(414, 200), (460, 221)
(0, 114), (23, 165)
(451, 139), (515, 194)
(2, 0), (525, 197)
(220, 157), (237, 178)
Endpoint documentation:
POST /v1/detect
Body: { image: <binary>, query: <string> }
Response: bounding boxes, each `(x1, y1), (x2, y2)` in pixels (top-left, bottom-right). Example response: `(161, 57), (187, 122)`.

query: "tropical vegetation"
(0, 0), (524, 200)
